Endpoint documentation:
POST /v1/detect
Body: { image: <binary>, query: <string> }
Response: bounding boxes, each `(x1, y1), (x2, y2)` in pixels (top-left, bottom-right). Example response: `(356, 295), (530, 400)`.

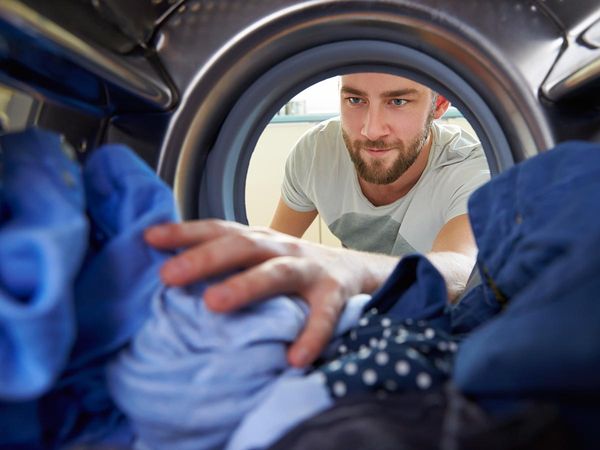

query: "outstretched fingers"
(146, 220), (291, 286)
(156, 233), (276, 286)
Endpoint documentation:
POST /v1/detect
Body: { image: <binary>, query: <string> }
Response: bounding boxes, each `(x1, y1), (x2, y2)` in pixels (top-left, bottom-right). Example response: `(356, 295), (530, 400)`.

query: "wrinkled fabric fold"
(43, 143), (179, 447)
(0, 129), (88, 400)
(72, 144), (178, 367)
(107, 285), (309, 450)
(106, 285), (371, 450)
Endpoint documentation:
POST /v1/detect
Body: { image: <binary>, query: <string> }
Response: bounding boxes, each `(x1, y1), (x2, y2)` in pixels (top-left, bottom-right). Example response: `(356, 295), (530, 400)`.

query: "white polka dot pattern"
(315, 312), (457, 399)
(395, 360), (410, 376)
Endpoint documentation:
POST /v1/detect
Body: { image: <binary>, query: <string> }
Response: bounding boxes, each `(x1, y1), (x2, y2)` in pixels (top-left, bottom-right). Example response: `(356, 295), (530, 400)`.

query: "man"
(144, 73), (489, 369)
(271, 73), (489, 255)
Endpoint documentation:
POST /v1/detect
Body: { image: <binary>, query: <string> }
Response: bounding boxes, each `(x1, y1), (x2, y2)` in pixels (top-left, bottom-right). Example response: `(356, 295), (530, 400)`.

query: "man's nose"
(361, 107), (390, 141)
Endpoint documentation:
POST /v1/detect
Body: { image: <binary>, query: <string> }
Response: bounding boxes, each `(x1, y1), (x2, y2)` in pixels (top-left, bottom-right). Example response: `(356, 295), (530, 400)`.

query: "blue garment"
(452, 141), (600, 449)
(42, 143), (178, 447)
(449, 282), (500, 335)
(317, 311), (457, 400)
(106, 285), (371, 450)
(0, 130), (177, 449)
(468, 141), (600, 313)
(312, 255), (456, 401)
(455, 223), (600, 387)
(107, 286), (308, 450)
(72, 143), (178, 367)
(454, 141), (600, 391)
(363, 253), (449, 326)
(0, 129), (88, 401)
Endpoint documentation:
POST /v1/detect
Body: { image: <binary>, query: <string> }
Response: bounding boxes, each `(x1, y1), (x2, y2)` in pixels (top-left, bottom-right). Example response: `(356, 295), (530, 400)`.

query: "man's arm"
(269, 197), (318, 238)
(144, 214), (477, 367)
(427, 213), (478, 302)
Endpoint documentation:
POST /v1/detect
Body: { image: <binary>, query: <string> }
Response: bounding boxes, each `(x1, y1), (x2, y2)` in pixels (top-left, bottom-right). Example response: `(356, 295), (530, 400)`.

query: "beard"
(343, 114), (434, 185)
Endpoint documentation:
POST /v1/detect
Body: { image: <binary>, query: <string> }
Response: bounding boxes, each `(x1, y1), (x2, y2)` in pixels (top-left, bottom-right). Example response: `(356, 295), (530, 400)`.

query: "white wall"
(245, 121), (341, 246)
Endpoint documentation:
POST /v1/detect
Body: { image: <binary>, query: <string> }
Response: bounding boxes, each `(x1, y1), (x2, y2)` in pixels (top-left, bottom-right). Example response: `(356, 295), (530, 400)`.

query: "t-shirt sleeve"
(280, 132), (318, 212)
(444, 156), (491, 223)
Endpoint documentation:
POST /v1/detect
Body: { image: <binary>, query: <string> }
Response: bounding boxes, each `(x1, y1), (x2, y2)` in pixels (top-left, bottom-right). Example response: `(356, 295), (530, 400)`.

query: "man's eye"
(347, 97), (363, 105)
(391, 99), (408, 106)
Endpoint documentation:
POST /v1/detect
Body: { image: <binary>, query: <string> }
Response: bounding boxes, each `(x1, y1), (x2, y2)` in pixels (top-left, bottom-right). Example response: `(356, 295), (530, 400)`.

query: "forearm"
(428, 215), (478, 302)
(426, 251), (476, 302)
(331, 247), (474, 302)
(329, 246), (400, 295)
(269, 198), (317, 238)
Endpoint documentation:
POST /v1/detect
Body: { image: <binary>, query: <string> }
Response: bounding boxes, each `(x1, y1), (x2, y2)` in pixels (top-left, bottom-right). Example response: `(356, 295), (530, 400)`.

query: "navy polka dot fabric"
(315, 308), (457, 399)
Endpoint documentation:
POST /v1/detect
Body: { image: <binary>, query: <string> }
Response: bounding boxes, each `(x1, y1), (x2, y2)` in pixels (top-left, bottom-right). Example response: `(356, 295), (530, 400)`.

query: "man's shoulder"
(429, 121), (486, 169)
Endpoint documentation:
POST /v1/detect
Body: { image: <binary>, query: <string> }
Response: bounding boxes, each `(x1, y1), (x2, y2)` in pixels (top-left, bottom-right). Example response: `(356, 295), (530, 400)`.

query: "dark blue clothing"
(315, 255), (456, 399)
(364, 254), (449, 328)
(469, 141), (600, 310)
(451, 141), (600, 335)
(318, 310), (457, 400)
(453, 141), (600, 449)
(454, 141), (600, 391)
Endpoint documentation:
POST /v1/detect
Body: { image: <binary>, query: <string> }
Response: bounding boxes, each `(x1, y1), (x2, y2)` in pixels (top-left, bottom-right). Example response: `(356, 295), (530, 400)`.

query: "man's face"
(340, 73), (440, 185)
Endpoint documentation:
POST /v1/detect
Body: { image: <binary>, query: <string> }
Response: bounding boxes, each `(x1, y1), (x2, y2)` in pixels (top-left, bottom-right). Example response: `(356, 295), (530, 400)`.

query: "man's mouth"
(364, 146), (393, 156)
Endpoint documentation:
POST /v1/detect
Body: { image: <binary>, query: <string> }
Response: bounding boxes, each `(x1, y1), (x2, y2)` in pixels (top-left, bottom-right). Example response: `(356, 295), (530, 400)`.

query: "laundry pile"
(1, 128), (599, 450)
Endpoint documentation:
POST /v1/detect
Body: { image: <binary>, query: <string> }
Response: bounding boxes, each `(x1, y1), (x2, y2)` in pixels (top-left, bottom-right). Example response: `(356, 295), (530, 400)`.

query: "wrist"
(344, 248), (399, 294)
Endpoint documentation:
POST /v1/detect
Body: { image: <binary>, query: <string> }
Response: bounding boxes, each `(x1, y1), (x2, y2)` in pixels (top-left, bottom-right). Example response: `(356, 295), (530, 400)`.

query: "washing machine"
(1, 0), (599, 224)
(1, 1), (600, 447)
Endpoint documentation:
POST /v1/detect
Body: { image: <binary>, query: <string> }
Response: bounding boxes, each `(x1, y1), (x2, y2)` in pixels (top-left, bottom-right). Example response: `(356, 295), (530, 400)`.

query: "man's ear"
(433, 95), (451, 119)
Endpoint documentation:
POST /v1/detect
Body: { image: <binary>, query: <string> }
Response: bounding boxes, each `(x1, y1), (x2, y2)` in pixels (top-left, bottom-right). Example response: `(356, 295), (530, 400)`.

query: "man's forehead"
(340, 73), (428, 95)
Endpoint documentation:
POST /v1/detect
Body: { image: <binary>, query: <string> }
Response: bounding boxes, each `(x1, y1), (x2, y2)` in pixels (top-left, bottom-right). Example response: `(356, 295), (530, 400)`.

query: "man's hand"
(144, 219), (399, 367)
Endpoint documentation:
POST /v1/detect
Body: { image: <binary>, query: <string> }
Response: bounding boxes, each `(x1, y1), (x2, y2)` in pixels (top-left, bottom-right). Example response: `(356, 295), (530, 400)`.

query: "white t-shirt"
(281, 118), (490, 255)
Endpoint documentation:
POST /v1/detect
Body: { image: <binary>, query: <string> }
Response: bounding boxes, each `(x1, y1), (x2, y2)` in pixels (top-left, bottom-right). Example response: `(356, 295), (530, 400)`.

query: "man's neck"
(358, 134), (433, 207)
